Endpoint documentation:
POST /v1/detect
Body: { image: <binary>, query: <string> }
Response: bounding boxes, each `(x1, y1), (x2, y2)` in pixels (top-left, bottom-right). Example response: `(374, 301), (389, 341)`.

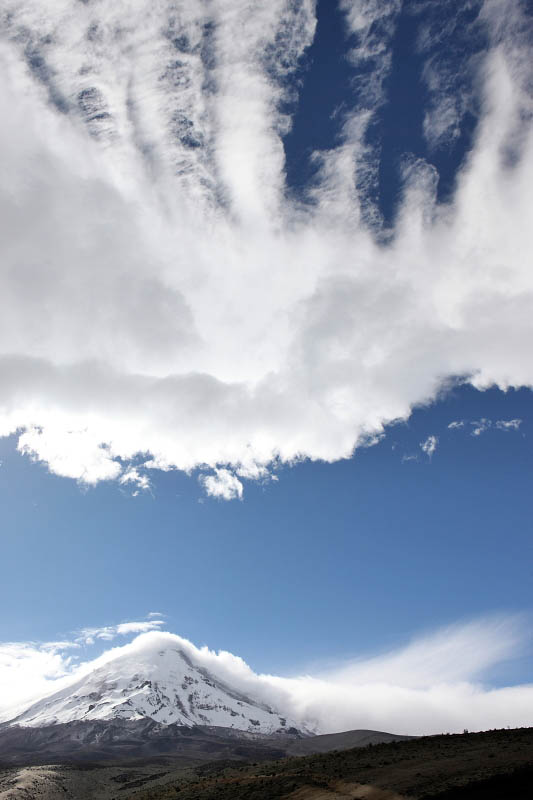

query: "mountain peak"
(7, 633), (300, 735)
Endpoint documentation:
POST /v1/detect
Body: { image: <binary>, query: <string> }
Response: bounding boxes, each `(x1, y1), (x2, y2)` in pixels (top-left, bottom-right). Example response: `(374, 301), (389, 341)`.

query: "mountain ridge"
(0, 718), (412, 767)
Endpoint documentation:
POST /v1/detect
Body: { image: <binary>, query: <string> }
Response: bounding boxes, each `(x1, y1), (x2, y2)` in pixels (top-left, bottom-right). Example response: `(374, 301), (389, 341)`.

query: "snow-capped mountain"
(7, 636), (298, 735)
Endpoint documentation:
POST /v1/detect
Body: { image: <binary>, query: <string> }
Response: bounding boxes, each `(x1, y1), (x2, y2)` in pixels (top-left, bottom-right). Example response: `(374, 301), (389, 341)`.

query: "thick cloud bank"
(1, 616), (531, 734)
(0, 0), (532, 492)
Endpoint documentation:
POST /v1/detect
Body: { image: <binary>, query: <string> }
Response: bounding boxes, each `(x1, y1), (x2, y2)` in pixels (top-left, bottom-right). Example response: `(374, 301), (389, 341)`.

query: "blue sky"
(2, 382), (531, 682)
(0, 0), (532, 732)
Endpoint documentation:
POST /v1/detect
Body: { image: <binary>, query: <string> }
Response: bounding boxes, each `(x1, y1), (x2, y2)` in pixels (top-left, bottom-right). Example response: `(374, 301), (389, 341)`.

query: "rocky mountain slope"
(0, 719), (411, 767)
(0, 719), (293, 766)
(4, 637), (298, 735)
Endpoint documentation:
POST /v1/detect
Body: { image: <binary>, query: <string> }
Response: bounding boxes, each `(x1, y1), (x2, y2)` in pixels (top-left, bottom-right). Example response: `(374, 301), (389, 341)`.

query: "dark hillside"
(129, 727), (533, 800)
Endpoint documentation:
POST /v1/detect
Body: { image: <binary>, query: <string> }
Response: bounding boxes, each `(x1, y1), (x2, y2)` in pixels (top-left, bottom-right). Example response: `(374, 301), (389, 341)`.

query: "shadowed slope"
(128, 727), (533, 800)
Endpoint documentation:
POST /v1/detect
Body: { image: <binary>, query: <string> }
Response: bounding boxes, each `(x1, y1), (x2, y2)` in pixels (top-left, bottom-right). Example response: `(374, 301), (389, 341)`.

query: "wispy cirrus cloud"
(471, 418), (522, 436)
(495, 418), (522, 431)
(448, 420), (465, 429)
(420, 434), (438, 458)
(471, 418), (492, 436)
(0, 0), (531, 497)
(448, 417), (522, 435)
(78, 619), (165, 646)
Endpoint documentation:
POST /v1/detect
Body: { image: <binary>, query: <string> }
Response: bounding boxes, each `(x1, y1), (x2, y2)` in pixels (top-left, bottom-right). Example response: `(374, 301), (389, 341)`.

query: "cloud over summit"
(1, 616), (531, 735)
(0, 0), (532, 492)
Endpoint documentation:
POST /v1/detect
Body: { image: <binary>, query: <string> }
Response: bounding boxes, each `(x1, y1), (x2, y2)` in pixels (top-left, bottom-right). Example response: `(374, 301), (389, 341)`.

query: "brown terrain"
(0, 727), (531, 799)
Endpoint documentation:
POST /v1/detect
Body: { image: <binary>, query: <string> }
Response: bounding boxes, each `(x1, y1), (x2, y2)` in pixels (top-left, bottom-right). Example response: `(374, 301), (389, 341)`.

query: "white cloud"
(1, 616), (531, 735)
(471, 418), (492, 436)
(448, 420), (464, 429)
(495, 418), (522, 431)
(457, 417), (524, 437)
(115, 621), (164, 636)
(119, 467), (152, 495)
(77, 619), (164, 646)
(468, 417), (523, 436)
(200, 468), (244, 501)
(18, 425), (121, 485)
(0, 642), (77, 720)
(418, 5), (478, 151)
(420, 434), (438, 458)
(0, 1), (531, 495)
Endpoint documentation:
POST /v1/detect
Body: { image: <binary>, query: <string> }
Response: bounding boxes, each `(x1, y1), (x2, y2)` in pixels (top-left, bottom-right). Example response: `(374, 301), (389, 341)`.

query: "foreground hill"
(0, 727), (531, 799)
(130, 726), (533, 800)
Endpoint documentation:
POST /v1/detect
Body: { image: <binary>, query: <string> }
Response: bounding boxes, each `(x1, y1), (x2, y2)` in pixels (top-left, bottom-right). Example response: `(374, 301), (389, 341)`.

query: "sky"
(0, 0), (532, 734)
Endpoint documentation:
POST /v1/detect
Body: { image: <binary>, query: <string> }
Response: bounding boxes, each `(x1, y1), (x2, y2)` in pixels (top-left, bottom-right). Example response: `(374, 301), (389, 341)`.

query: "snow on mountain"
(6, 635), (299, 735)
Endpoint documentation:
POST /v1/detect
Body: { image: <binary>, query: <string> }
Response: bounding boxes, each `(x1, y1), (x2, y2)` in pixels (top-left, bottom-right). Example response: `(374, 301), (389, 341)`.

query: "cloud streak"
(0, 616), (531, 735)
(0, 1), (532, 494)
(78, 619), (165, 645)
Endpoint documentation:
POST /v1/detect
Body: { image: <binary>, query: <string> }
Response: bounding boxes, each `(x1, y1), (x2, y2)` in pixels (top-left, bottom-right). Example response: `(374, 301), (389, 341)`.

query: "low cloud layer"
(0, 616), (531, 735)
(0, 0), (532, 493)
